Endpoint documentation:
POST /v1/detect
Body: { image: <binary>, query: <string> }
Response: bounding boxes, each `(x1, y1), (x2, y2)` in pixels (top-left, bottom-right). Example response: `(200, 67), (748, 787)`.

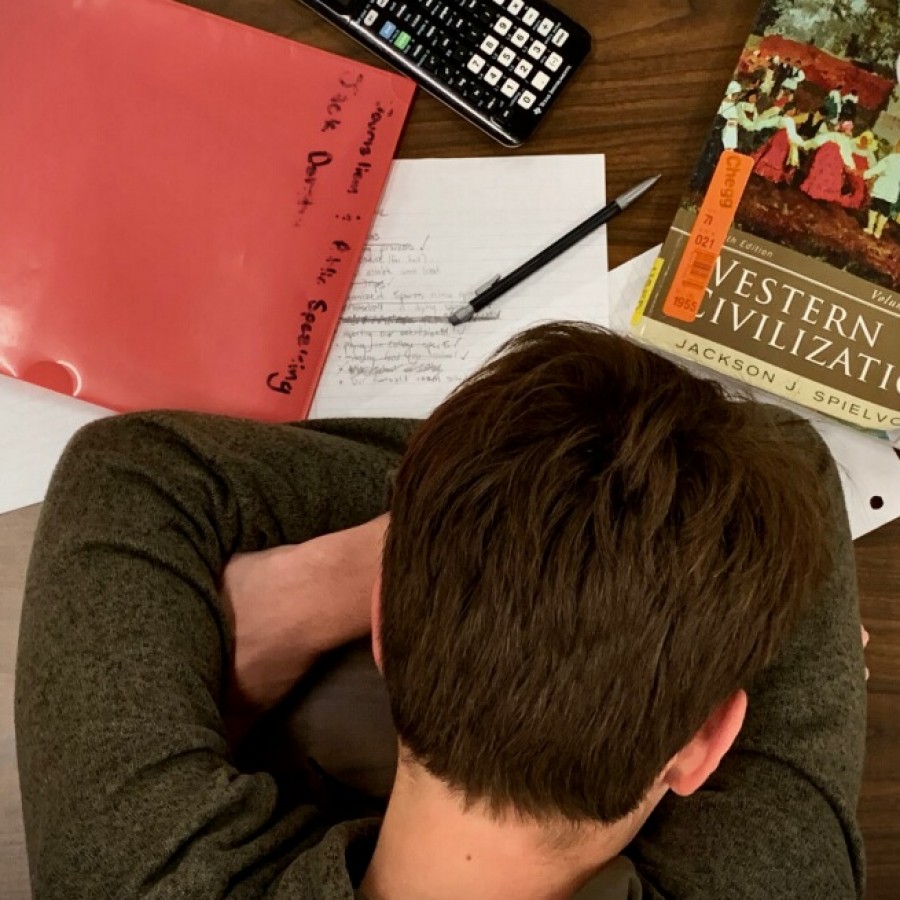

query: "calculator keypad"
(497, 46), (515, 66)
(350, 0), (590, 144)
(481, 34), (499, 54)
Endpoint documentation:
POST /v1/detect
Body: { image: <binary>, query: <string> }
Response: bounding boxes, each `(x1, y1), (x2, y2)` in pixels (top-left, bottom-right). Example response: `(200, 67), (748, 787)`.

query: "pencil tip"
(615, 175), (661, 209)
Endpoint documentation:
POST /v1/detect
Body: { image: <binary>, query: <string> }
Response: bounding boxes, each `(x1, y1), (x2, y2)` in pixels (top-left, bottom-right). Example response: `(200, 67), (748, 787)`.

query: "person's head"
(375, 324), (831, 843)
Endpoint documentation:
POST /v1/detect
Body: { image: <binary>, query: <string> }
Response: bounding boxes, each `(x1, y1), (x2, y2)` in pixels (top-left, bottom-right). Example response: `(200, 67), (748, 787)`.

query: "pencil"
(449, 174), (661, 325)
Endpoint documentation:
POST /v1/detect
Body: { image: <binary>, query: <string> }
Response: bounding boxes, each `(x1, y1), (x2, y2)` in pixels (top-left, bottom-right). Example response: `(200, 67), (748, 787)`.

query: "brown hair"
(380, 322), (831, 823)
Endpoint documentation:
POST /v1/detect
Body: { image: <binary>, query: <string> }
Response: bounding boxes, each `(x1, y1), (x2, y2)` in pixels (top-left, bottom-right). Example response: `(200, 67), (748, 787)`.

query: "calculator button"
(463, 22), (482, 42)
(511, 27), (529, 47)
(517, 90), (536, 109)
(467, 54), (486, 74)
(451, 43), (471, 63)
(522, 6), (539, 25)
(481, 34), (499, 54)
(531, 70), (550, 90)
(546, 51), (563, 71)
(394, 30), (412, 50)
(507, 0), (524, 13)
(527, 40), (546, 59)
(376, 0), (389, 6)
(364, 9), (379, 26)
(497, 46), (515, 66)
(536, 16), (554, 36)
(494, 16), (512, 35)
(551, 27), (569, 46)
(500, 77), (519, 97)
(484, 65), (503, 85)
(514, 58), (533, 78)
(379, 21), (398, 40)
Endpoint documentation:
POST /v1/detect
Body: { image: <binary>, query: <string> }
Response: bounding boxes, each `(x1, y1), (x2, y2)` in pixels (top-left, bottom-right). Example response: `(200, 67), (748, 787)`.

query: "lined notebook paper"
(310, 155), (608, 419)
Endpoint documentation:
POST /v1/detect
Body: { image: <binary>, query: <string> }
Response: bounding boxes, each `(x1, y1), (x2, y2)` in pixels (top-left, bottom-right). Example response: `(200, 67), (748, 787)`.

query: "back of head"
(380, 323), (831, 824)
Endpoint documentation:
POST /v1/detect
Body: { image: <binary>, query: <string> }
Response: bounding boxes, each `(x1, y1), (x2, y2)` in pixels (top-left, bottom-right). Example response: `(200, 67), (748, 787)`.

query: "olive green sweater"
(16, 411), (865, 898)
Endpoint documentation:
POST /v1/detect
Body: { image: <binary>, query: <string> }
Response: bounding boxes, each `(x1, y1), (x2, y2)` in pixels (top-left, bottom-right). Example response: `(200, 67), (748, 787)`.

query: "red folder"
(0, 0), (414, 420)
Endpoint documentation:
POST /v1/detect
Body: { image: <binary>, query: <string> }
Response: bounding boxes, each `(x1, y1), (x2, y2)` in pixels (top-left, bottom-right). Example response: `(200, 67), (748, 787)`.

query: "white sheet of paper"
(0, 376), (109, 513)
(607, 245), (900, 540)
(310, 155), (608, 420)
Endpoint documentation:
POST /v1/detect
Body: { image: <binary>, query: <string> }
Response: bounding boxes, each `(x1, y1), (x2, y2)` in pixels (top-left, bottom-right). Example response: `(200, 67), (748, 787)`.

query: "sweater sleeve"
(627, 413), (867, 899)
(15, 411), (417, 900)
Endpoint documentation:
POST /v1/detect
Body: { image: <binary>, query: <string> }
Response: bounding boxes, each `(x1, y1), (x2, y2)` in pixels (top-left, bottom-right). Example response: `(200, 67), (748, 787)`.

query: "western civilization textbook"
(632, 0), (900, 443)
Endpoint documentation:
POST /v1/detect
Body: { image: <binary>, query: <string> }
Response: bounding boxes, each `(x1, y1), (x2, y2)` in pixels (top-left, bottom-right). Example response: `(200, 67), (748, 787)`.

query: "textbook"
(0, 0), (414, 421)
(631, 0), (900, 443)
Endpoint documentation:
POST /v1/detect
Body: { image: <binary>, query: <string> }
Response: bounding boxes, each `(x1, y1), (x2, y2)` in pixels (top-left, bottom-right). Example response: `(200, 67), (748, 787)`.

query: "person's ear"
(371, 572), (383, 672)
(663, 689), (747, 797)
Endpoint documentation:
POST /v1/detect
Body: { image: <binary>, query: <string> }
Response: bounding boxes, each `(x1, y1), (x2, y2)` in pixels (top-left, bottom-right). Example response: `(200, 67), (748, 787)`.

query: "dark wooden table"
(0, 0), (896, 896)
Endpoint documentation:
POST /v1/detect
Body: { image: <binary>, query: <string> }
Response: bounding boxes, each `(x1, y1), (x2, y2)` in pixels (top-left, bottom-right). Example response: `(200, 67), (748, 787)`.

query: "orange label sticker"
(662, 150), (754, 322)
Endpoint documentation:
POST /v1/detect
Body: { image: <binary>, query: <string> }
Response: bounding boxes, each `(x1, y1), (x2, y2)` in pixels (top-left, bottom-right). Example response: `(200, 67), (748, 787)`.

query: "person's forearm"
(294, 513), (389, 656)
(221, 514), (390, 740)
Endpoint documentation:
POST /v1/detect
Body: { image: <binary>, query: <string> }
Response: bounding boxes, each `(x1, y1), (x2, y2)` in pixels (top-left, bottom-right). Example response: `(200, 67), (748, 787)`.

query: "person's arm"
(626, 411), (866, 899)
(783, 117), (803, 145)
(863, 158), (884, 180)
(221, 513), (388, 744)
(15, 411), (417, 899)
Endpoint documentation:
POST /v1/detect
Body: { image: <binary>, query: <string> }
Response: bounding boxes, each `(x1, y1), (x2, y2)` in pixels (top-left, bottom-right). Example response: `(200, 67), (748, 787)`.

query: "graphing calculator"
(296, 0), (592, 146)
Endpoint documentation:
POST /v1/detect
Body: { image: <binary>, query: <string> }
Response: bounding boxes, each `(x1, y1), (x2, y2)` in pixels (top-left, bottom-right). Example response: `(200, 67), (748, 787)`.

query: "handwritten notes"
(270, 77), (407, 405)
(310, 155), (608, 419)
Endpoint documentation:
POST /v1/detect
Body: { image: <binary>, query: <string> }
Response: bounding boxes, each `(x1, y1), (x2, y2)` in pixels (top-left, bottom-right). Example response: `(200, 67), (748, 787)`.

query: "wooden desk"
(0, 0), (897, 895)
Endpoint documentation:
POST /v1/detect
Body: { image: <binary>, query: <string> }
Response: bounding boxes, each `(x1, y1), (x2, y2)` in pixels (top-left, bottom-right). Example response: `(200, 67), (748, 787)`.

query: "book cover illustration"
(632, 0), (900, 441)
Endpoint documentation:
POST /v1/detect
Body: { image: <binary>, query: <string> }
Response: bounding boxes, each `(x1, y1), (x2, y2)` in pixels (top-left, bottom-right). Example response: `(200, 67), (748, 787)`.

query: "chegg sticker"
(662, 150), (753, 322)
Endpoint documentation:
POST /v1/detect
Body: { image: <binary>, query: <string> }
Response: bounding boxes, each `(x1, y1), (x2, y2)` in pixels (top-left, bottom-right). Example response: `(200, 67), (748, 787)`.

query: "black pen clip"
(471, 273), (502, 299)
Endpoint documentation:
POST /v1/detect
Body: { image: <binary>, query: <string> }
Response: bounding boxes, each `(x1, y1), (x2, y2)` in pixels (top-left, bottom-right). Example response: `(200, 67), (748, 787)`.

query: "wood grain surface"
(0, 0), (897, 896)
